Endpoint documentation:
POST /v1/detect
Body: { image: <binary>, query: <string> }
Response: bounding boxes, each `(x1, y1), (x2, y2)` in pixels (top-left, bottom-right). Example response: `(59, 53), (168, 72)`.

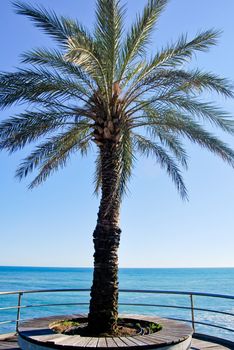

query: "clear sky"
(0, 0), (234, 268)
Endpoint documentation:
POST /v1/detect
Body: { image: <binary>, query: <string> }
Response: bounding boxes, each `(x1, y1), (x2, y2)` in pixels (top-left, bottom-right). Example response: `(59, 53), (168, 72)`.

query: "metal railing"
(0, 289), (233, 343)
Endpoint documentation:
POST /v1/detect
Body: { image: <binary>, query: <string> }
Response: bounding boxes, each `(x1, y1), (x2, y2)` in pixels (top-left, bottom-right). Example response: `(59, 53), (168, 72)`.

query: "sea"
(0, 266), (233, 342)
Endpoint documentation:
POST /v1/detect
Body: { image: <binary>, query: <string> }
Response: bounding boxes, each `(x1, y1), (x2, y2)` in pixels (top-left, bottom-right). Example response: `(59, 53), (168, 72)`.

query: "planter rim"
(18, 314), (193, 350)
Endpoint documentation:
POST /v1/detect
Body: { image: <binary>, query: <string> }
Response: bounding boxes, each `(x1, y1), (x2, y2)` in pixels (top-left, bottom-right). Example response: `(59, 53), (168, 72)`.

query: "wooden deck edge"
(193, 332), (234, 349)
(17, 314), (193, 350)
(1, 335), (232, 350)
(0, 333), (16, 341)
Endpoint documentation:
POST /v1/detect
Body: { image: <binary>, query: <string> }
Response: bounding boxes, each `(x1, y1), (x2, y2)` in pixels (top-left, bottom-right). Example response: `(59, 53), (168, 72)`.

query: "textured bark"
(88, 141), (121, 334)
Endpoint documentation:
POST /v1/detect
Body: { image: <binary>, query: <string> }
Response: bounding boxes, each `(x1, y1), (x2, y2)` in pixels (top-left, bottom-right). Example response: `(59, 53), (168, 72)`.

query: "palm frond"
(131, 96), (234, 134)
(21, 48), (95, 90)
(13, 1), (93, 47)
(0, 110), (91, 153)
(0, 112), (64, 152)
(95, 0), (125, 88)
(147, 127), (188, 168)
(176, 70), (233, 97)
(161, 95), (234, 132)
(93, 150), (102, 195)
(0, 0), (233, 200)
(121, 61), (146, 89)
(133, 110), (234, 167)
(134, 68), (233, 100)
(118, 128), (135, 197)
(148, 69), (233, 97)
(133, 133), (187, 199)
(0, 68), (90, 109)
(66, 36), (109, 99)
(136, 29), (221, 82)
(160, 113), (234, 166)
(16, 125), (91, 188)
(117, 0), (167, 80)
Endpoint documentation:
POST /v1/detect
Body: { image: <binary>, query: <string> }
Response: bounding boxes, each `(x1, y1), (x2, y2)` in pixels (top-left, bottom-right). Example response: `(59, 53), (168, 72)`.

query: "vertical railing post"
(190, 294), (195, 332)
(16, 292), (23, 333)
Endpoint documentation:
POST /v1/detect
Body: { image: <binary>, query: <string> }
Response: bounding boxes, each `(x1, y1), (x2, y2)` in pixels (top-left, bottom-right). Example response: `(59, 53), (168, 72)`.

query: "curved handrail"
(0, 288), (234, 299)
(0, 288), (233, 344)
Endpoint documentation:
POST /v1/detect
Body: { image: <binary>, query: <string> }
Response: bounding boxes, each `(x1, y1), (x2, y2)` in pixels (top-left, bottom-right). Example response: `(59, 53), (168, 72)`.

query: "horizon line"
(0, 265), (233, 269)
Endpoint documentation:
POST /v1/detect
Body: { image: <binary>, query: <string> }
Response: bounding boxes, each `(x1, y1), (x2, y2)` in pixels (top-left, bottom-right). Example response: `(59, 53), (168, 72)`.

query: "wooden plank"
(0, 343), (19, 350)
(53, 335), (74, 344)
(165, 324), (192, 333)
(124, 337), (146, 346)
(0, 334), (16, 341)
(86, 337), (99, 347)
(143, 334), (169, 345)
(191, 345), (228, 350)
(97, 337), (107, 348)
(202, 347), (230, 350)
(0, 342), (19, 350)
(106, 338), (117, 348)
(19, 314), (80, 331)
(117, 338), (137, 347)
(71, 314), (87, 319)
(132, 335), (160, 346)
(191, 339), (217, 347)
(111, 338), (128, 347)
(55, 336), (82, 346)
(32, 334), (64, 342)
(191, 339), (228, 349)
(156, 332), (186, 341)
(160, 328), (187, 335)
(158, 331), (185, 338)
(150, 336), (177, 344)
(139, 335), (167, 345)
(73, 337), (92, 347)
(0, 340), (19, 349)
(146, 332), (178, 342)
(49, 335), (70, 344)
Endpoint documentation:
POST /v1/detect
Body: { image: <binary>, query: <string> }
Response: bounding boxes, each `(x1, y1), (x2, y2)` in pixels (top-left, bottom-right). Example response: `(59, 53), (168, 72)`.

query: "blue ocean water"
(0, 266), (233, 341)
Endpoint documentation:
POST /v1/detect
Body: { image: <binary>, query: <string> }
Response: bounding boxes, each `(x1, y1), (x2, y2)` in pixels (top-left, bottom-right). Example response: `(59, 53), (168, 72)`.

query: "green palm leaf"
(0, 68), (90, 109)
(117, 0), (167, 80)
(13, 1), (93, 46)
(130, 96), (234, 135)
(133, 133), (187, 199)
(21, 48), (96, 91)
(0, 0), (234, 200)
(148, 127), (188, 168)
(134, 69), (234, 99)
(95, 0), (125, 88)
(16, 125), (91, 188)
(133, 110), (234, 167)
(0, 110), (90, 153)
(136, 29), (221, 82)
(119, 128), (135, 196)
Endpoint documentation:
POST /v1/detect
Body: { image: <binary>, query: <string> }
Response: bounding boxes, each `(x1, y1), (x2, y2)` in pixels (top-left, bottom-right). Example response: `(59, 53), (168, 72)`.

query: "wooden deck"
(0, 335), (232, 350)
(17, 314), (193, 349)
(0, 314), (233, 350)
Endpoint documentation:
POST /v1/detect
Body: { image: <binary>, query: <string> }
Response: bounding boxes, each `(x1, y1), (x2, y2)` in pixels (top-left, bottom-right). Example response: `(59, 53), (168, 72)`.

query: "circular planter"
(18, 314), (193, 350)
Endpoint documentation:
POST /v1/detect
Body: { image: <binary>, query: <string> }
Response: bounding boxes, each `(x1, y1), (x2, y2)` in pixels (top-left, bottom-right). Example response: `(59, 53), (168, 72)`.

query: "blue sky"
(1, 0), (234, 268)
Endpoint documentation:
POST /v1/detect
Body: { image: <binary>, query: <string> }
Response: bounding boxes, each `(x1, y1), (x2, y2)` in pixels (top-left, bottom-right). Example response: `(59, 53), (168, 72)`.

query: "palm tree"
(1, 0), (234, 335)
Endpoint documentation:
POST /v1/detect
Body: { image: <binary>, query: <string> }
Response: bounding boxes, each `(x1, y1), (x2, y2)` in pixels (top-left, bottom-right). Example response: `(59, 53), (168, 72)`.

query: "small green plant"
(60, 320), (80, 327)
(149, 322), (162, 333)
(50, 319), (80, 333)
(135, 322), (141, 329)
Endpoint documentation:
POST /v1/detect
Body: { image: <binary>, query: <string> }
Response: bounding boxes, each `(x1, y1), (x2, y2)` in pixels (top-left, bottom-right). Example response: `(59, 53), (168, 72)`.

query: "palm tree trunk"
(88, 141), (121, 335)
